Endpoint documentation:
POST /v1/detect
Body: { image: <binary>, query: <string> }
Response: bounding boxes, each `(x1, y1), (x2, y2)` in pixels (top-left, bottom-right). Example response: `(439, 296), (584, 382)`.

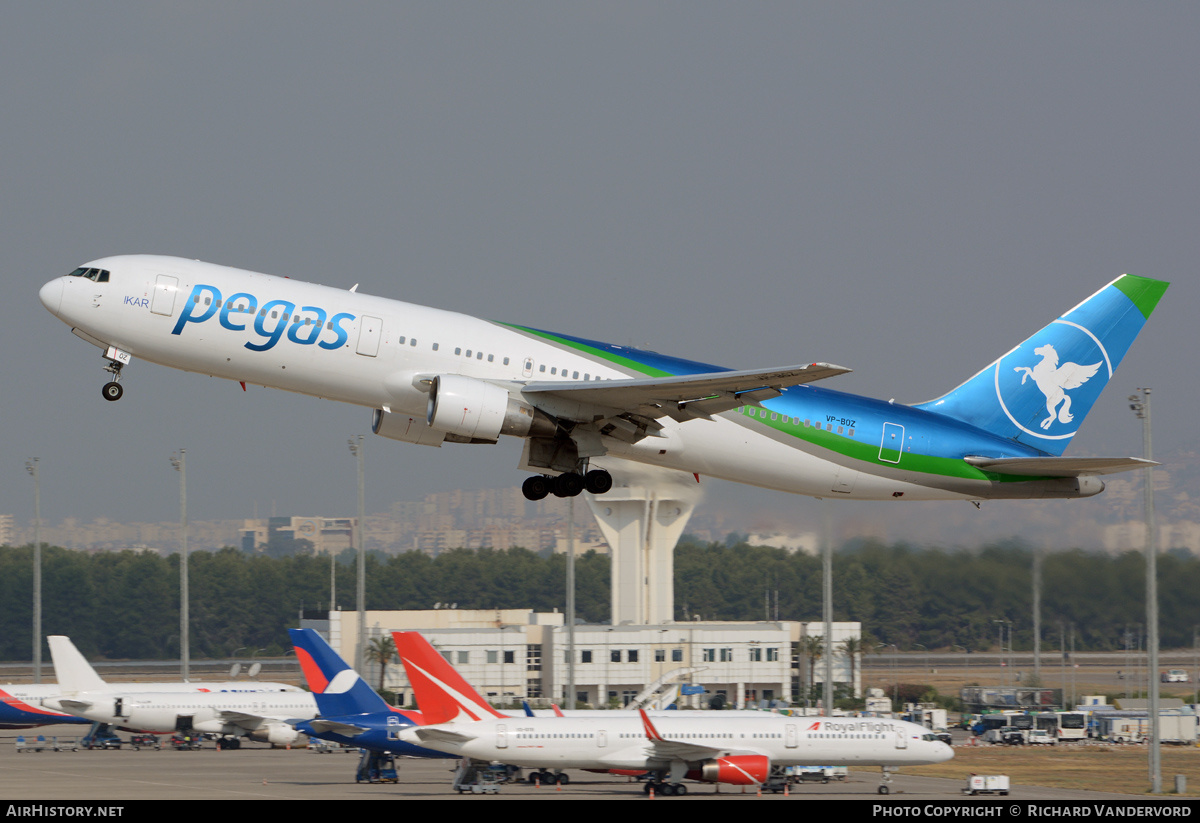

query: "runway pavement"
(0, 731), (1166, 802)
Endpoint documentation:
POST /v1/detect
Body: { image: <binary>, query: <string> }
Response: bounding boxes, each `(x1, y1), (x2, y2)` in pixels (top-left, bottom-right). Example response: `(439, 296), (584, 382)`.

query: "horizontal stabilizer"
(305, 719), (370, 736)
(55, 699), (93, 712)
(413, 726), (477, 745)
(964, 456), (1157, 477)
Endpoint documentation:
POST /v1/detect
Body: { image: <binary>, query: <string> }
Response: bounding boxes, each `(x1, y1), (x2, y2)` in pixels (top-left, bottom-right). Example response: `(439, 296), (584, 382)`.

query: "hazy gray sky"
(4, 3), (1195, 541)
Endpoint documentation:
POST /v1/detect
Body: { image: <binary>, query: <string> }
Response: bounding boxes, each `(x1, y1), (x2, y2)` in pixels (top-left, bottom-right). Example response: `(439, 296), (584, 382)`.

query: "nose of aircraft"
(39, 278), (63, 316)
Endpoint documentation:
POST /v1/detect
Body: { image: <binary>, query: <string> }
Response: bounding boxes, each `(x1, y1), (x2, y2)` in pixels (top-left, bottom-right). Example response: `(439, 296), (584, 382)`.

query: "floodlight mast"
(25, 458), (41, 683)
(170, 449), (188, 680)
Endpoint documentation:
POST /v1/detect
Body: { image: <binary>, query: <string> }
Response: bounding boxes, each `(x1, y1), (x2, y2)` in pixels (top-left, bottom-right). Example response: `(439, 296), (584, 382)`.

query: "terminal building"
(299, 608), (862, 710)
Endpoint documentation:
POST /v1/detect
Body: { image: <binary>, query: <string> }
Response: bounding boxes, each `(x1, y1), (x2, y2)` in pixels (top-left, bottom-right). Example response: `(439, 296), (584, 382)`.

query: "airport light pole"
(170, 450), (189, 680)
(1129, 388), (1160, 793)
(25, 458), (41, 683)
(348, 436), (366, 675)
(566, 495), (576, 709)
(822, 501), (833, 714)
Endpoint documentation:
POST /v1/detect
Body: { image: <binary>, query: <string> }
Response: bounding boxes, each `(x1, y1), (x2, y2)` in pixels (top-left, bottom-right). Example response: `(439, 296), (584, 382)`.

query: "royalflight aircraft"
(39, 257), (1167, 500)
(392, 629), (952, 795)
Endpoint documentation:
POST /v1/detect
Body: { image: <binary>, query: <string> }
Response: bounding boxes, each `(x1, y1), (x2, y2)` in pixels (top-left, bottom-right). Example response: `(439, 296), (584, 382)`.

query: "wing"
(964, 456), (1157, 477)
(522, 362), (850, 426)
(637, 709), (762, 763)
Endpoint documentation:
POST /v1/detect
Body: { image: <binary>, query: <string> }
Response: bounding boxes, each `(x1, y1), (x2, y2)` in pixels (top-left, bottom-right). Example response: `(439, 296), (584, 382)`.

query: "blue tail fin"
(289, 628), (391, 717)
(915, 274), (1168, 456)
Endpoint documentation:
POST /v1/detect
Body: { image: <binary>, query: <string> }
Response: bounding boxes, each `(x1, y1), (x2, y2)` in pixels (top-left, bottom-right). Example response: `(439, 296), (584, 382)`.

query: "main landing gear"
(521, 469), (613, 501)
(643, 780), (688, 796)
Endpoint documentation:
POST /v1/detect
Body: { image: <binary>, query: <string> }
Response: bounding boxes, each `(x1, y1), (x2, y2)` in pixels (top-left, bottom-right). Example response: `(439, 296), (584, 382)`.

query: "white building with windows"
(299, 608), (861, 710)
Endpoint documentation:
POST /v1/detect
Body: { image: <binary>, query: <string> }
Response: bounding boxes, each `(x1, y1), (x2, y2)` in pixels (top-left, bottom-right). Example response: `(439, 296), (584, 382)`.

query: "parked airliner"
(393, 629), (952, 794)
(43, 635), (313, 747)
(40, 257), (1166, 500)
(0, 636), (299, 729)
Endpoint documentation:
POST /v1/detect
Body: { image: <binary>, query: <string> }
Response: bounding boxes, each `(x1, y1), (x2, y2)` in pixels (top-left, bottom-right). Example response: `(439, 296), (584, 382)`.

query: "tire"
(522, 476), (549, 501)
(583, 469), (613, 495)
(555, 772), (570, 785)
(878, 785), (890, 795)
(552, 472), (584, 498)
(102, 382), (123, 401)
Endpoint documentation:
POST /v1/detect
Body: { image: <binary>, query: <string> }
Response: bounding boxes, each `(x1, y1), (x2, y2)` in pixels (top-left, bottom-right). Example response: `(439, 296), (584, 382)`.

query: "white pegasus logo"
(1013, 344), (1101, 430)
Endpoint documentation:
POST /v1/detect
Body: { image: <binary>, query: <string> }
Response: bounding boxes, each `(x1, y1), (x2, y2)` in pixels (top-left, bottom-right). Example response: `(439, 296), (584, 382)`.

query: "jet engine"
(425, 374), (556, 442)
(690, 754), (771, 785)
(247, 724), (303, 746)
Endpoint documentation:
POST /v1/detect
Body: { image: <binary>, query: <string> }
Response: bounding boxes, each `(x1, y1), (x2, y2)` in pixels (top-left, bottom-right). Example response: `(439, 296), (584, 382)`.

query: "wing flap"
(964, 456), (1157, 477)
(522, 363), (850, 422)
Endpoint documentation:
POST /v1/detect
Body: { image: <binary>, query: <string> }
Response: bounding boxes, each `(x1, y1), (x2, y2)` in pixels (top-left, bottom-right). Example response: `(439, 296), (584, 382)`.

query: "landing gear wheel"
(660, 783), (677, 796)
(554, 772), (569, 785)
(674, 783), (687, 795)
(102, 382), (123, 401)
(878, 784), (890, 795)
(552, 472), (584, 498)
(522, 475), (550, 501)
(583, 469), (613, 494)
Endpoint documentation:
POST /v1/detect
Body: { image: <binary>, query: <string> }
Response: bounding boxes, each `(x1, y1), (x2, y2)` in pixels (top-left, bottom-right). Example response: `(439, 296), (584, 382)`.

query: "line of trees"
(0, 537), (1195, 662)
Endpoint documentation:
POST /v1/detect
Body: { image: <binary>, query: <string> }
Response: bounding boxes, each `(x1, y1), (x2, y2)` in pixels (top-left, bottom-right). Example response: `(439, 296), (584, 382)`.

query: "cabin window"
(398, 336), (406, 344)
(432, 342), (438, 350)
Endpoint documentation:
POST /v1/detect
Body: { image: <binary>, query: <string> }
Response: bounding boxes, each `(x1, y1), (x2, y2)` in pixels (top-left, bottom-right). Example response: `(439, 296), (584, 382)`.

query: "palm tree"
(801, 636), (824, 706)
(364, 635), (397, 693)
(840, 637), (863, 698)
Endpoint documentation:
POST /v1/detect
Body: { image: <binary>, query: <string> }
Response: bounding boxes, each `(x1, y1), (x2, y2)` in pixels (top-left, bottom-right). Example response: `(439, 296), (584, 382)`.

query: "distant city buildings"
(3, 450), (1199, 555)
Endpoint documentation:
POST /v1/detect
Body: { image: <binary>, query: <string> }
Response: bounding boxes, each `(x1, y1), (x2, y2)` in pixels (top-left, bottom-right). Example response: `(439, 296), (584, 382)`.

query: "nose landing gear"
(100, 346), (131, 401)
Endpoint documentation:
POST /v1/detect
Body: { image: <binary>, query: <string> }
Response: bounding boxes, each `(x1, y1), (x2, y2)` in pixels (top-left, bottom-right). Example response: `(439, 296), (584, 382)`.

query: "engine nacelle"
(690, 755), (771, 786)
(248, 724), (302, 746)
(426, 374), (555, 442)
(372, 408), (446, 447)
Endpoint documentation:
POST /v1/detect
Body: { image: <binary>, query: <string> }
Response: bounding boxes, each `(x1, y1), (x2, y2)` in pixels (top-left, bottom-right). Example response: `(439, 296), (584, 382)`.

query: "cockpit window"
(67, 267), (110, 283)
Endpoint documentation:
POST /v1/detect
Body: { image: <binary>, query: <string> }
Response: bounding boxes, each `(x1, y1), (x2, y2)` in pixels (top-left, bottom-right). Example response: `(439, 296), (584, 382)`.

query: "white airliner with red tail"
(394, 630), (951, 795)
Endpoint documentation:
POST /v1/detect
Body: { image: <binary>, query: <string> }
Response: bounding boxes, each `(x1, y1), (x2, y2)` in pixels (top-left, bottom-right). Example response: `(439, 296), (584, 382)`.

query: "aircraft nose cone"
(39, 278), (63, 315)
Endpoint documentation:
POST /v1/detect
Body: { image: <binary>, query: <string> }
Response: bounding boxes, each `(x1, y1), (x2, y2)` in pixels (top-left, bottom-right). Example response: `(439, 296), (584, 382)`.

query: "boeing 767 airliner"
(40, 257), (1166, 501)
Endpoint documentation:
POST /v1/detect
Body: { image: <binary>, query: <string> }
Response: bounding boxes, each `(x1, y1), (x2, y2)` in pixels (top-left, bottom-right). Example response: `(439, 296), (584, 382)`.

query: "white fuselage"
(404, 713), (953, 771)
(46, 255), (1136, 502)
(46, 689), (317, 740)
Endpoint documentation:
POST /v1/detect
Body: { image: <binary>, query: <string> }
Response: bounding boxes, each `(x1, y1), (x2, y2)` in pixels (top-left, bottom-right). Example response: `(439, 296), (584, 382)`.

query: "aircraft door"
(786, 723), (798, 748)
(113, 698), (127, 719)
(879, 423), (905, 464)
(151, 275), (179, 317)
(356, 315), (382, 357)
(596, 729), (607, 748)
(894, 730), (908, 750)
(495, 723), (508, 749)
(522, 358), (534, 378)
